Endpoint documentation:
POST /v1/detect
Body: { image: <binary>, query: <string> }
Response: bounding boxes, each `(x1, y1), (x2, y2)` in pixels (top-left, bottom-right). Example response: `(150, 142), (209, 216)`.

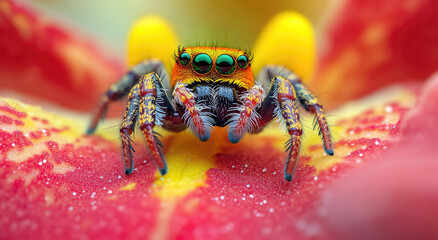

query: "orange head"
(171, 47), (254, 89)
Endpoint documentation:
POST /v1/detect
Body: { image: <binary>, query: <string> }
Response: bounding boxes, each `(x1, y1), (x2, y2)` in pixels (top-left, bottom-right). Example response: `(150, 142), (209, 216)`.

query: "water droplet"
(385, 106), (393, 113)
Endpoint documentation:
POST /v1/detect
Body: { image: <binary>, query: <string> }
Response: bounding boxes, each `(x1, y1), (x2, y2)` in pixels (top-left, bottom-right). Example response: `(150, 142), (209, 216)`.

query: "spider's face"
(171, 47), (254, 90)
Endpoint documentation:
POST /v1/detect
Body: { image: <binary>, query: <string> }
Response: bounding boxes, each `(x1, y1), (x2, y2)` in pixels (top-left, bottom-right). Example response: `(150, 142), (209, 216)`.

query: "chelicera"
(87, 46), (334, 181)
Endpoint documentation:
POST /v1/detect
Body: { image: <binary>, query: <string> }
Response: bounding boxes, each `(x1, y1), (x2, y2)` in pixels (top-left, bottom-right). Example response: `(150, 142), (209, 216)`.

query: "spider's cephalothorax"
(87, 47), (334, 181)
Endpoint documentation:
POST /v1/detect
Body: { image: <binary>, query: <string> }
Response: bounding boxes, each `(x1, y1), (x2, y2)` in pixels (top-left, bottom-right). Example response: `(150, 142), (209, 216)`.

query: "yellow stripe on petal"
(127, 15), (178, 70)
(252, 11), (315, 82)
(120, 183), (136, 191)
(153, 130), (227, 199)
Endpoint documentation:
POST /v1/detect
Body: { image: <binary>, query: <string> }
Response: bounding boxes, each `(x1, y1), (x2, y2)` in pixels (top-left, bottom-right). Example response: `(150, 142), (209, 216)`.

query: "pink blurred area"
(0, 0), (123, 111)
(0, 1), (438, 239)
(312, 0), (438, 108)
(1, 0), (437, 110)
(318, 73), (438, 240)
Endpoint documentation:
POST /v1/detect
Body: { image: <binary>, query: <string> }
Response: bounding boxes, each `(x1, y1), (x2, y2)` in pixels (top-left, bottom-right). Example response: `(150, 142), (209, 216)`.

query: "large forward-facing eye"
(237, 55), (249, 69)
(193, 54), (213, 74)
(216, 54), (235, 75)
(178, 52), (191, 66)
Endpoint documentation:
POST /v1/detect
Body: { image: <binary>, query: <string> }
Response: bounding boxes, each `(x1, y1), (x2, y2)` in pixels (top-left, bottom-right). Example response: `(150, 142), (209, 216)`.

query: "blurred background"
(2, 0), (437, 111)
(16, 0), (336, 58)
(1, 1), (438, 239)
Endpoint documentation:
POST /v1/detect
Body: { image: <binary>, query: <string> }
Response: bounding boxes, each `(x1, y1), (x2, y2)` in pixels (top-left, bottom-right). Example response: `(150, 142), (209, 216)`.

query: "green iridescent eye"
(193, 54), (213, 74)
(179, 52), (191, 66)
(237, 55), (249, 69)
(216, 54), (235, 75)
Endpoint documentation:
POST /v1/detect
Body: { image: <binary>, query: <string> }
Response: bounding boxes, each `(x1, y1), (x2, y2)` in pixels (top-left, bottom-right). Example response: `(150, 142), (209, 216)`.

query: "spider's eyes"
(179, 52), (191, 66)
(237, 55), (249, 69)
(216, 54), (235, 75)
(193, 54), (213, 74)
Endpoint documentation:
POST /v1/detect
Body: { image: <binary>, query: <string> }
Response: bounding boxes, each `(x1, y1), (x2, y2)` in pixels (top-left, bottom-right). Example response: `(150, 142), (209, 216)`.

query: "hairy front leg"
(227, 83), (265, 143)
(173, 83), (214, 142)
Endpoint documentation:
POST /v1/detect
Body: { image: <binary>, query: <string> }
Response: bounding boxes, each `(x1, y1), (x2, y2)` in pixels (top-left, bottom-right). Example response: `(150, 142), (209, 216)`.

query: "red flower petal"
(0, 0), (123, 111)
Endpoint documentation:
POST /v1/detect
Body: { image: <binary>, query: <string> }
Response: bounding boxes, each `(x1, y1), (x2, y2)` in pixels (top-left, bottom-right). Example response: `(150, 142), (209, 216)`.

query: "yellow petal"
(127, 15), (178, 71)
(252, 11), (315, 82)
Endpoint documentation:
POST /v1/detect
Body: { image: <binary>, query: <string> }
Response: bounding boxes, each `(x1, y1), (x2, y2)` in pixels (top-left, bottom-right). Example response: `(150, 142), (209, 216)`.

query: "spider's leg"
(136, 73), (172, 175)
(120, 85), (141, 174)
(173, 83), (214, 142)
(273, 76), (303, 181)
(291, 78), (334, 155)
(87, 59), (171, 134)
(255, 66), (333, 181)
(259, 75), (303, 181)
(227, 83), (265, 143)
(260, 66), (334, 155)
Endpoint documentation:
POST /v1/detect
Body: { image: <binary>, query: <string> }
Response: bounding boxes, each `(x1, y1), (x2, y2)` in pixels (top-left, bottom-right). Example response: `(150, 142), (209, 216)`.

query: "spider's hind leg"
(87, 59), (171, 134)
(265, 66), (334, 155)
(119, 85), (141, 174)
(291, 79), (334, 155)
(254, 66), (333, 181)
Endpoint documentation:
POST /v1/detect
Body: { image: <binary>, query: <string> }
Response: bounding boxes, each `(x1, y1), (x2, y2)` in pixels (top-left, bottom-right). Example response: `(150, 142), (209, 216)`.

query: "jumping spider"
(87, 46), (334, 181)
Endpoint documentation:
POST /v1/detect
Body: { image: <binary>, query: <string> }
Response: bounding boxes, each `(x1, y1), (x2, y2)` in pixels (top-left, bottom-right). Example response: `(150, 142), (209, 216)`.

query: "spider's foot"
(228, 132), (241, 144)
(325, 147), (334, 156)
(125, 166), (134, 175)
(86, 126), (96, 135)
(284, 171), (293, 182)
(121, 128), (135, 175)
(158, 165), (168, 175)
(197, 131), (211, 142)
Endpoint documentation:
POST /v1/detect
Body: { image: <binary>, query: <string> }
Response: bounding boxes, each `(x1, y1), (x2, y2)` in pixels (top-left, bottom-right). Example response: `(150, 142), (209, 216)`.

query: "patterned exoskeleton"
(87, 47), (334, 181)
